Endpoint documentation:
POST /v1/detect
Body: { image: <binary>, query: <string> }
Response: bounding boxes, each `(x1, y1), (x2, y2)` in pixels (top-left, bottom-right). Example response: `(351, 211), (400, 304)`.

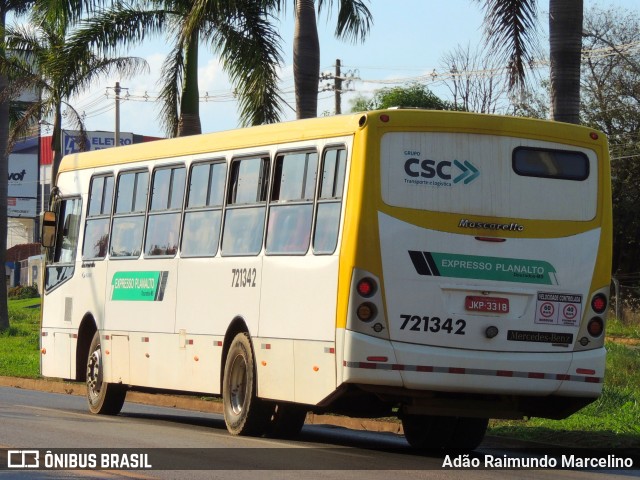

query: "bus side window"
(83, 175), (113, 260)
(145, 165), (185, 257)
(45, 197), (82, 291)
(266, 151), (317, 255)
(182, 161), (226, 257)
(55, 198), (82, 264)
(222, 156), (269, 256)
(314, 148), (346, 254)
(110, 170), (148, 258)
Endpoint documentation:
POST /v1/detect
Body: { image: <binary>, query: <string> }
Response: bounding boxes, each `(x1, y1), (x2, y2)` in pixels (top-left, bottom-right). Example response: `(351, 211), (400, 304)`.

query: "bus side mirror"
(41, 211), (57, 248)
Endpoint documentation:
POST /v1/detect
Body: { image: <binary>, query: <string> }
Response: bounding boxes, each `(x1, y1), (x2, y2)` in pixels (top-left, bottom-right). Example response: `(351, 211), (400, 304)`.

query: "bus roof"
(58, 113), (363, 174)
(58, 109), (607, 174)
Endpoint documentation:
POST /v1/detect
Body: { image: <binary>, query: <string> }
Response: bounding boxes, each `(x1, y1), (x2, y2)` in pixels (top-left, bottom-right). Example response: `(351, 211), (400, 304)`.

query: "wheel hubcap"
(87, 346), (102, 401)
(228, 354), (247, 415)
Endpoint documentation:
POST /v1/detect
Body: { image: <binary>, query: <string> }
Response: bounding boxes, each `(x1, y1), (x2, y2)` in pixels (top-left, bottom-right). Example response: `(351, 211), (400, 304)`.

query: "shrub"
(8, 284), (40, 299)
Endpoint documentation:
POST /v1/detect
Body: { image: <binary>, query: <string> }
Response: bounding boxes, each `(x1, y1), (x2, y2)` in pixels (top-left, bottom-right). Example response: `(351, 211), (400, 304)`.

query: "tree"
(439, 43), (509, 114)
(73, 0), (284, 137)
(279, 0), (372, 119)
(349, 83), (454, 112)
(478, 0), (539, 91)
(548, 0), (583, 124)
(580, 6), (640, 281)
(0, 0), (38, 332)
(0, 3), (11, 333)
(0, 11), (147, 185)
(581, 6), (640, 137)
(478, 0), (583, 124)
(293, 0), (320, 119)
(509, 80), (549, 119)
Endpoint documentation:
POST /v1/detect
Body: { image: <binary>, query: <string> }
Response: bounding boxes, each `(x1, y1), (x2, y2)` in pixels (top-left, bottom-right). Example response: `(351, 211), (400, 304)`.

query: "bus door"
(42, 195), (82, 379)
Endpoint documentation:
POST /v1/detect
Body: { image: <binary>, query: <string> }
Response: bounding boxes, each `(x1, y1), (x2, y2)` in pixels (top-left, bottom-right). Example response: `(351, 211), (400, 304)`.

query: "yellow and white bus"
(41, 109), (612, 450)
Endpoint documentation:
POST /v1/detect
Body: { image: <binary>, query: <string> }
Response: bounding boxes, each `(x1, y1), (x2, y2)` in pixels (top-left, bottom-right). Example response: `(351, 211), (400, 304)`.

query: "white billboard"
(8, 197), (37, 218)
(8, 153), (39, 218)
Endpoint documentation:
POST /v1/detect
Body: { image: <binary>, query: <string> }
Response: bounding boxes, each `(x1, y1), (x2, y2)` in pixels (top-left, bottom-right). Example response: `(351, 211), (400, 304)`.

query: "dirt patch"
(607, 336), (640, 346)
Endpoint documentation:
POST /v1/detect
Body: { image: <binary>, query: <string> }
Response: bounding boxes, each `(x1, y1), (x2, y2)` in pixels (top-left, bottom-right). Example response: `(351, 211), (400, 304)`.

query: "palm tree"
(548, 0), (583, 124)
(293, 0), (320, 119)
(0, 5), (7, 333)
(478, 0), (583, 124)
(0, 0), (111, 332)
(72, 0), (284, 137)
(0, 13), (148, 184)
(0, 0), (37, 332)
(279, 0), (372, 119)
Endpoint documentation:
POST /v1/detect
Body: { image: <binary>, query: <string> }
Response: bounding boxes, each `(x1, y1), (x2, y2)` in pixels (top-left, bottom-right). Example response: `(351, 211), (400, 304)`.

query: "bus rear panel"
(341, 111), (611, 421)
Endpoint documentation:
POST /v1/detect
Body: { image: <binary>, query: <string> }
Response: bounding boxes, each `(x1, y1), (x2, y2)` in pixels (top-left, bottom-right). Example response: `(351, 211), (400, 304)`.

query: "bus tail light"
(587, 317), (604, 337)
(575, 287), (610, 351)
(357, 302), (377, 322)
(357, 278), (377, 298)
(591, 293), (607, 314)
(348, 269), (388, 339)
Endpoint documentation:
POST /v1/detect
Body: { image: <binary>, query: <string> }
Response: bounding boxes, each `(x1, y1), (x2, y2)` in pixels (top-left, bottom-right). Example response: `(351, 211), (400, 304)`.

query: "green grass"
(489, 341), (640, 447)
(0, 298), (41, 378)
(606, 315), (640, 339)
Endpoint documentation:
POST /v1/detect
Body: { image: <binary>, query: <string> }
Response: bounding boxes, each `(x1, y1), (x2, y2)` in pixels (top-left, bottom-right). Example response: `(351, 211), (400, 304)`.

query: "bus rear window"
(513, 147), (589, 180)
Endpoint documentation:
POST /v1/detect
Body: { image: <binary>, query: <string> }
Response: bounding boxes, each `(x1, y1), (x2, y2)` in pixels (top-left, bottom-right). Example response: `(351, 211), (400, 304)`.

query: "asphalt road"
(0, 386), (637, 480)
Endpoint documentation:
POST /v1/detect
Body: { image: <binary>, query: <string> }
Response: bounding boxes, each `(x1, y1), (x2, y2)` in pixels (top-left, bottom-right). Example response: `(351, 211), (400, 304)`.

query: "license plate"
(465, 296), (509, 313)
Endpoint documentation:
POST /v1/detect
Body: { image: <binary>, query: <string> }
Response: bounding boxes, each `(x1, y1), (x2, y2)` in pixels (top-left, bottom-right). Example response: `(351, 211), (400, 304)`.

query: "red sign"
(465, 296), (509, 313)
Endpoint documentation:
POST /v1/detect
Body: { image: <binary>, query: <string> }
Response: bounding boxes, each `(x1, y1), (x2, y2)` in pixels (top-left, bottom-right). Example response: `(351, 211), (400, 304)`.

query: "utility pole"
(319, 59), (358, 115)
(114, 82), (121, 147)
(334, 59), (342, 115)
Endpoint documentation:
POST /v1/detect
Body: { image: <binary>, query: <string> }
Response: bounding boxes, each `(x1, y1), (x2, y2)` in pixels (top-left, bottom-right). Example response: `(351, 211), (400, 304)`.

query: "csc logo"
(404, 158), (451, 180)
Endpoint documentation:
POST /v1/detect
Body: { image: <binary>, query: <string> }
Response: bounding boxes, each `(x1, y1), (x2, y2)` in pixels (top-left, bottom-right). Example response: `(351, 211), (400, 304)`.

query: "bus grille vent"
(64, 297), (73, 323)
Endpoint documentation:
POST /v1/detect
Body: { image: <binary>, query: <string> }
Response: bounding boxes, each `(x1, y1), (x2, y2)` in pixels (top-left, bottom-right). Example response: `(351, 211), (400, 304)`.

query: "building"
(5, 242), (42, 291)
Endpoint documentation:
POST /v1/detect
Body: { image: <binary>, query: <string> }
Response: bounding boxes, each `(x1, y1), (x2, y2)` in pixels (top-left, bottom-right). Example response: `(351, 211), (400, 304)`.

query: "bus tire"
(223, 333), (272, 436)
(401, 414), (456, 450)
(402, 414), (487, 451)
(86, 331), (126, 415)
(267, 403), (307, 438)
(449, 417), (488, 450)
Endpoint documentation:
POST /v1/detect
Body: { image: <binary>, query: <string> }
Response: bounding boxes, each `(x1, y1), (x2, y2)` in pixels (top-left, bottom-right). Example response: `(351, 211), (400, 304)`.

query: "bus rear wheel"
(401, 414), (487, 451)
(450, 417), (489, 450)
(222, 333), (272, 436)
(86, 331), (126, 415)
(267, 403), (307, 438)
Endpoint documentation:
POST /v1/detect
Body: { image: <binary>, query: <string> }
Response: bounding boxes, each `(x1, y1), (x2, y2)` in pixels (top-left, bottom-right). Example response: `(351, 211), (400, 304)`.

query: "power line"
(55, 37), (640, 128)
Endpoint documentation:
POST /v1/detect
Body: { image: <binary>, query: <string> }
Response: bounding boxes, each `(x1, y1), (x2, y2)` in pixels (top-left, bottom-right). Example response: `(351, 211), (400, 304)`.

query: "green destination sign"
(111, 271), (168, 301)
(409, 250), (557, 285)
(432, 252), (557, 285)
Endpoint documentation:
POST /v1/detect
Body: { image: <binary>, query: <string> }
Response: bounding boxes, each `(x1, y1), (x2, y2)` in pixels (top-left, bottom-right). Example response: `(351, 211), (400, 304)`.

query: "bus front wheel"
(222, 333), (272, 436)
(86, 331), (126, 415)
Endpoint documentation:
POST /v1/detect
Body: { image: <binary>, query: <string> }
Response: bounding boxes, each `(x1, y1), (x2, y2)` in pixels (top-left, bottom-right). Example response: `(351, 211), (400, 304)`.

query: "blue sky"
(67, 0), (639, 139)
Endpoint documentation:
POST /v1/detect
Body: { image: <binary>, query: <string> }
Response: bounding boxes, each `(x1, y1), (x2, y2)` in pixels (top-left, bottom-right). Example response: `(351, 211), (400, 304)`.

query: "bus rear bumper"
(342, 330), (604, 398)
